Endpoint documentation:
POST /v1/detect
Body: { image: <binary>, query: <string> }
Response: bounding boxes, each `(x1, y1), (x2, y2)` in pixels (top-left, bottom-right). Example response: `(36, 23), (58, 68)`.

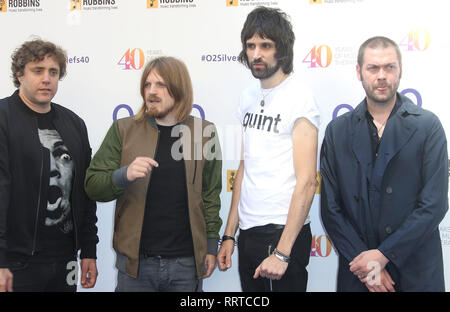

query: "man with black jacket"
(0, 39), (98, 292)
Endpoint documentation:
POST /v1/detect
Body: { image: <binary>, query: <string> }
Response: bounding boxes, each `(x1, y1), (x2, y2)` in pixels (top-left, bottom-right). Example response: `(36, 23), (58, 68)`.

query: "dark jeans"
(115, 255), (201, 292)
(238, 223), (312, 292)
(8, 256), (77, 292)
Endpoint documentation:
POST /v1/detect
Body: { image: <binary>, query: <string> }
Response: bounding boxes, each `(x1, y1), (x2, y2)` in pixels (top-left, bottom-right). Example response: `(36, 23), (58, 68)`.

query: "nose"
(42, 70), (51, 83)
(377, 68), (387, 80)
(252, 46), (262, 60)
(49, 155), (61, 179)
(148, 84), (158, 95)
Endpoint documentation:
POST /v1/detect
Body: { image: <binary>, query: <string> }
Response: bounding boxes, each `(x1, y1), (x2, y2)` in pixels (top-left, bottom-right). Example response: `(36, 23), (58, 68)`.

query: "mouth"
(47, 185), (63, 212)
(375, 85), (388, 92)
(147, 97), (161, 107)
(38, 88), (52, 93)
(252, 62), (265, 69)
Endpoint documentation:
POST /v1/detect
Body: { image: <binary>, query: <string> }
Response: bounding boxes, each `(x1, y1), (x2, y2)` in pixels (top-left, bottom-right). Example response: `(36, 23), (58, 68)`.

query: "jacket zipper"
(31, 119), (44, 256)
(71, 163), (79, 251)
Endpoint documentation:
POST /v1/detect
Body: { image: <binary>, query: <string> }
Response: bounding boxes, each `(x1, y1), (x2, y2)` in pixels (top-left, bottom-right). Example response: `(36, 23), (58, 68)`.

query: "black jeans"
(238, 223), (312, 292)
(8, 256), (77, 292)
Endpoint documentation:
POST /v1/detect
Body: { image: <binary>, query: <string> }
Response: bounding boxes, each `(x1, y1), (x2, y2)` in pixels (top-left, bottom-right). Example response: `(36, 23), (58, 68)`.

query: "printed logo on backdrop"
(1, 0), (42, 13)
(238, 0), (279, 7)
(117, 48), (164, 71)
(441, 225), (450, 248)
(309, 0), (365, 4)
(303, 45), (333, 68)
(0, 0), (7, 12)
(310, 234), (334, 257)
(400, 29), (430, 52)
(147, 0), (158, 8)
(201, 53), (238, 63)
(303, 45), (357, 68)
(226, 0), (238, 6)
(70, 0), (118, 11)
(68, 55), (91, 65)
(147, 0), (197, 9)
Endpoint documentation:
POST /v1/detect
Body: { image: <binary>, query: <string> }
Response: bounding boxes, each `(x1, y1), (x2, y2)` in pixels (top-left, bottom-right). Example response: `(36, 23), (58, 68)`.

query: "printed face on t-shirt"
(38, 129), (74, 233)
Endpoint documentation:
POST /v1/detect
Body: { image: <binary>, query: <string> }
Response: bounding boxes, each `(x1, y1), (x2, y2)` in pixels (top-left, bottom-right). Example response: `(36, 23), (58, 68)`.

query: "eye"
(61, 153), (72, 161)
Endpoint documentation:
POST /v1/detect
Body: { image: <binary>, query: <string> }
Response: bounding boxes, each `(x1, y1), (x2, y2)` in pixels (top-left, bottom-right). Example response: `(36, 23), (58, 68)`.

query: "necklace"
(374, 119), (388, 137)
(260, 87), (275, 107)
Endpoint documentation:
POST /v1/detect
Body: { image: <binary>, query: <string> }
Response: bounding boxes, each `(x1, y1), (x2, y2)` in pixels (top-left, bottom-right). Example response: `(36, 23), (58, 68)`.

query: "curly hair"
(11, 39), (67, 88)
(238, 6), (295, 75)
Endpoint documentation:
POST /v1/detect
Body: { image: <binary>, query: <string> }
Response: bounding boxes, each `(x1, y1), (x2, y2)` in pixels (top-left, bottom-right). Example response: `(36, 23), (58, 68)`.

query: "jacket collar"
(12, 89), (60, 119)
(351, 93), (421, 180)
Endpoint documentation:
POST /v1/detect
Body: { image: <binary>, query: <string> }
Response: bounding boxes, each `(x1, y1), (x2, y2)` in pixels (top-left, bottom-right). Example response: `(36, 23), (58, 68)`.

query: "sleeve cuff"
(207, 238), (219, 256)
(80, 244), (97, 260)
(112, 166), (133, 189)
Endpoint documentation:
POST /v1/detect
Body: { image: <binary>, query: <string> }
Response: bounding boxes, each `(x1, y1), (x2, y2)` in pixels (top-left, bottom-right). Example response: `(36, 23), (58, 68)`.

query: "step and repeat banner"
(1, 0), (449, 292)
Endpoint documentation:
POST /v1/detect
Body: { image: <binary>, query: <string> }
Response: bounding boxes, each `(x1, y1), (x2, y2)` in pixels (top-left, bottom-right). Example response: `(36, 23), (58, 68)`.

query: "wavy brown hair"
(11, 39), (67, 88)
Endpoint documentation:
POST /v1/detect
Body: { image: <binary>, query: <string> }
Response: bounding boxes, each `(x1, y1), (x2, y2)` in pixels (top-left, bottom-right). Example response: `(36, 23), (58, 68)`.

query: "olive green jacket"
(85, 115), (222, 278)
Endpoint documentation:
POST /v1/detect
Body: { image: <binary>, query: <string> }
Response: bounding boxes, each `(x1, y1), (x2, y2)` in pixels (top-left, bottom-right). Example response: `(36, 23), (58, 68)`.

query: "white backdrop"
(1, 0), (449, 292)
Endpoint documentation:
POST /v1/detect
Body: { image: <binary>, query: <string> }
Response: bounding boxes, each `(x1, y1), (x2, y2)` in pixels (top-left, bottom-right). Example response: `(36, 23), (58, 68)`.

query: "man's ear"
(16, 71), (24, 85)
(356, 64), (362, 82)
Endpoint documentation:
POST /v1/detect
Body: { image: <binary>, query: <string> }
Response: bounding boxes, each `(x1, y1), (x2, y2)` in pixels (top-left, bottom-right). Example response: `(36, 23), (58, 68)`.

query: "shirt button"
(386, 186), (393, 194)
(385, 226), (393, 234)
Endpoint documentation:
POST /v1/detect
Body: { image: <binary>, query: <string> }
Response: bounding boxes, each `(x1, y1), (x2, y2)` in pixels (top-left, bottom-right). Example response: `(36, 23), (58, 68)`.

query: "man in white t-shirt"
(217, 6), (320, 291)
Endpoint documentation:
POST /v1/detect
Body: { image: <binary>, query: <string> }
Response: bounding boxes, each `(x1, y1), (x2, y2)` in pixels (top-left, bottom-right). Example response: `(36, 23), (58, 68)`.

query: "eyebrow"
(30, 65), (59, 71)
(53, 141), (65, 149)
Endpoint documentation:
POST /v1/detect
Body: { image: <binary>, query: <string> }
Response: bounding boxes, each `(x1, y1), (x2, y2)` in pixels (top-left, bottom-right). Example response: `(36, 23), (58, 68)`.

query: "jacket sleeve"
(0, 107), (11, 267)
(201, 125), (223, 255)
(84, 121), (125, 202)
(78, 119), (99, 259)
(377, 115), (449, 268)
(320, 124), (368, 263)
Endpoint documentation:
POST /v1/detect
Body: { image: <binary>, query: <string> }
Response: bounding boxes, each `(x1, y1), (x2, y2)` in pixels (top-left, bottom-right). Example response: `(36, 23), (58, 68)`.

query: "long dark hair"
(238, 6), (295, 75)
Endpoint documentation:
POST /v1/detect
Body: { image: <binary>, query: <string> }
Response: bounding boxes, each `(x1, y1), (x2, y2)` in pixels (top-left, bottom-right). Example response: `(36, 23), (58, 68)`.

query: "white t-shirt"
(237, 74), (320, 230)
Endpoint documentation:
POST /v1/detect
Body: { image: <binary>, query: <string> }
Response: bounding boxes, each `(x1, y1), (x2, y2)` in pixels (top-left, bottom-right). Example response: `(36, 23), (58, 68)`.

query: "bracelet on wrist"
(272, 248), (291, 263)
(221, 235), (235, 242)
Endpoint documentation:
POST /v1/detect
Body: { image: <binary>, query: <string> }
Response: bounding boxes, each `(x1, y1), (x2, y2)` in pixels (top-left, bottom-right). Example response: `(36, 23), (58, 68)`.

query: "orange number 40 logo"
(118, 48), (145, 70)
(310, 234), (333, 257)
(303, 45), (333, 68)
(400, 29), (430, 51)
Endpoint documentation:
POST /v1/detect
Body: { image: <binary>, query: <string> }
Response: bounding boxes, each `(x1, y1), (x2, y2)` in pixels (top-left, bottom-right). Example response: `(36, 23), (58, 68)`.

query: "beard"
(361, 76), (400, 106)
(146, 96), (176, 119)
(250, 58), (280, 80)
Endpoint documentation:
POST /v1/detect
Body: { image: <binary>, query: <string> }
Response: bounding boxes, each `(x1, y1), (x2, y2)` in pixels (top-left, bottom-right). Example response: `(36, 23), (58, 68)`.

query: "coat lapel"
(351, 100), (373, 180)
(371, 96), (420, 187)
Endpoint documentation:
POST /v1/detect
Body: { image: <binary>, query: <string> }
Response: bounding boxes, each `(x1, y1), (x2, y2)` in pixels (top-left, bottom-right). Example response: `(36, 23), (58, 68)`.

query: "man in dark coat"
(320, 36), (448, 292)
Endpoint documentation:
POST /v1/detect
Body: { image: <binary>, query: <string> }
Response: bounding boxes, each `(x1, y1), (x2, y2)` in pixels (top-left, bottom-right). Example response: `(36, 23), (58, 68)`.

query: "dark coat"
(320, 94), (448, 291)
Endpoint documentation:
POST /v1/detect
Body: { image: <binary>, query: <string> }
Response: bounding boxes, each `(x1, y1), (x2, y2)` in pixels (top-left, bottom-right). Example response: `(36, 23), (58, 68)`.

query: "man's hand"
(80, 258), (98, 289)
(203, 255), (217, 278)
(217, 240), (234, 271)
(253, 254), (288, 281)
(126, 157), (159, 182)
(362, 268), (396, 292)
(0, 268), (13, 292)
(349, 249), (389, 279)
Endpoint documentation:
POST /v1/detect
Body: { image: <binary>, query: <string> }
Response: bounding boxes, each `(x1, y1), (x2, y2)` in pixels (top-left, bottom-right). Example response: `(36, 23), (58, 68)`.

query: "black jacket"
(0, 91), (98, 267)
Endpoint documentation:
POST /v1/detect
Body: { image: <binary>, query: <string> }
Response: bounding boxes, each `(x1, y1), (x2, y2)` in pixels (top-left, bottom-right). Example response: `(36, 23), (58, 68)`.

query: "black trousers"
(238, 223), (312, 292)
(8, 256), (77, 292)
